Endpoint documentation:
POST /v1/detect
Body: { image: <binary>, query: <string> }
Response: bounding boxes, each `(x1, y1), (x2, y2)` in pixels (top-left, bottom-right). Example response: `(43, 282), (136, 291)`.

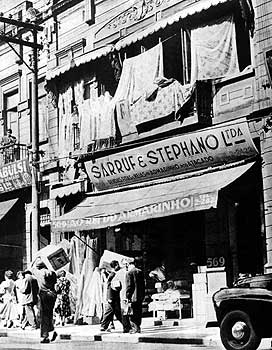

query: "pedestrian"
(125, 257), (145, 334)
(112, 258), (131, 333)
(14, 271), (25, 327)
(54, 270), (71, 326)
(0, 270), (18, 328)
(20, 270), (39, 330)
(100, 260), (123, 332)
(33, 260), (57, 343)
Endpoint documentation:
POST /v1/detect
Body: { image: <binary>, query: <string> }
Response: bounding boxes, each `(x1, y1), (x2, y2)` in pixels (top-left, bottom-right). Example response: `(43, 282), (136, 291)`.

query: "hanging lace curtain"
(79, 79), (99, 150)
(93, 92), (114, 140)
(70, 80), (84, 150)
(190, 15), (240, 82)
(58, 85), (73, 167)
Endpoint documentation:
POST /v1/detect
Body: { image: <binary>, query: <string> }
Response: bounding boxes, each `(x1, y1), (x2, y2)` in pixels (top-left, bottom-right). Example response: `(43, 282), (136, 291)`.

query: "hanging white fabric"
(113, 42), (164, 136)
(190, 15), (240, 82)
(58, 85), (73, 168)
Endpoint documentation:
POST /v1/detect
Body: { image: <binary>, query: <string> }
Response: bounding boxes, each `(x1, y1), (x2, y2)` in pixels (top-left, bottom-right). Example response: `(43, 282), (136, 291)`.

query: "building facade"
(0, 0), (272, 321)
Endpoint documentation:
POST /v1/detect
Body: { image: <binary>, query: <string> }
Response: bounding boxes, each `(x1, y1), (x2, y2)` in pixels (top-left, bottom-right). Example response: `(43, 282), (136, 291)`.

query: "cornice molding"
(0, 70), (22, 87)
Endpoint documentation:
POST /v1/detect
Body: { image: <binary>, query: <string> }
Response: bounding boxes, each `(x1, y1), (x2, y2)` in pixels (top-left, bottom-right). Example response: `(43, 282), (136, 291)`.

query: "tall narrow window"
(4, 90), (19, 138)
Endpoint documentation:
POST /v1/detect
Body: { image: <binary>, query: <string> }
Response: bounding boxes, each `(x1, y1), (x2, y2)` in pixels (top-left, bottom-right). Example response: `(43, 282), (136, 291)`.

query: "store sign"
(0, 159), (32, 193)
(52, 191), (217, 232)
(85, 119), (258, 191)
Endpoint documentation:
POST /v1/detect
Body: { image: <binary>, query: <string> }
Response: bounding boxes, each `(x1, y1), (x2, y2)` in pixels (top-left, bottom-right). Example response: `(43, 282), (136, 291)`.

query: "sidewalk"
(0, 317), (271, 348)
(0, 317), (223, 346)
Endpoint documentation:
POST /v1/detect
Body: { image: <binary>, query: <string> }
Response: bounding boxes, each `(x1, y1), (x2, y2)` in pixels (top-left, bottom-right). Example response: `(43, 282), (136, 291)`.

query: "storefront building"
(0, 0), (272, 322)
(45, 0), (268, 322)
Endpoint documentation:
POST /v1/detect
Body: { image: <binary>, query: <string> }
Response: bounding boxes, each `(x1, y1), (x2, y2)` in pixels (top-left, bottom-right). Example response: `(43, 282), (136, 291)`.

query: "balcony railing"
(0, 143), (29, 166)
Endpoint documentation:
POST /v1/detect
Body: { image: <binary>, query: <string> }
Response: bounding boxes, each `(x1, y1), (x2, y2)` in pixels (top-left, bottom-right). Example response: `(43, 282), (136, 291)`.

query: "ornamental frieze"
(95, 0), (178, 43)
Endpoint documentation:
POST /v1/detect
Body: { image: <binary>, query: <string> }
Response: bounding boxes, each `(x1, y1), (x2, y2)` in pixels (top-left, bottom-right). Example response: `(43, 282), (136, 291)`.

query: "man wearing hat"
(33, 260), (57, 343)
(125, 257), (145, 334)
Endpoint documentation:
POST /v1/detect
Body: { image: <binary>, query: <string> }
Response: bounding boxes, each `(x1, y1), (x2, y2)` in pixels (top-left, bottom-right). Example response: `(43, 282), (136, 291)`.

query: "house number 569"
(207, 256), (225, 268)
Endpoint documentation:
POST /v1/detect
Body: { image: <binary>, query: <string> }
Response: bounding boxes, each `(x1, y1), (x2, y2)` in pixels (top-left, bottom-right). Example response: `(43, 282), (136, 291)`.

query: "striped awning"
(46, 45), (114, 81)
(115, 0), (231, 50)
(46, 0), (231, 81)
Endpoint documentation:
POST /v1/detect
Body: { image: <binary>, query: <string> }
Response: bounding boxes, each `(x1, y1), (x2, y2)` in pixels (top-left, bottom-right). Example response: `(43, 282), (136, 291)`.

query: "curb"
(1, 331), (223, 346)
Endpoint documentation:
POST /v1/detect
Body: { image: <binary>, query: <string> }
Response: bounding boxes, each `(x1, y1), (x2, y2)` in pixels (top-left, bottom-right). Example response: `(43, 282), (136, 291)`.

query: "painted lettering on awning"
(52, 192), (217, 231)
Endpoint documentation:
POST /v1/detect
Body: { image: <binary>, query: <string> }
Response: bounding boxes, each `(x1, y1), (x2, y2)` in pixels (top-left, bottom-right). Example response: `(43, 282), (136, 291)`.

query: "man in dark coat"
(33, 260), (57, 343)
(100, 260), (123, 332)
(20, 270), (39, 330)
(125, 257), (145, 333)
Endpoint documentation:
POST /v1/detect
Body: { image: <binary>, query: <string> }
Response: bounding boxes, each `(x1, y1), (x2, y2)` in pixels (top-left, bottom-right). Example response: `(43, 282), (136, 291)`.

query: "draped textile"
(79, 93), (114, 150)
(129, 80), (194, 125)
(58, 85), (73, 167)
(190, 16), (239, 82)
(113, 43), (164, 136)
(74, 237), (98, 323)
(86, 267), (103, 319)
(68, 236), (81, 280)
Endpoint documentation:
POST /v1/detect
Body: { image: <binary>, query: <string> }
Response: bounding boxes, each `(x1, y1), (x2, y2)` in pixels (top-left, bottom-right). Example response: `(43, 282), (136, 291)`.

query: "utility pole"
(0, 13), (43, 257)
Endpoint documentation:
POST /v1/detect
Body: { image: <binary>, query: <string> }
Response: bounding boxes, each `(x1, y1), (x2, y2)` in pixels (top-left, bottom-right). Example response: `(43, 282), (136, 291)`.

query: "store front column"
(261, 131), (272, 273)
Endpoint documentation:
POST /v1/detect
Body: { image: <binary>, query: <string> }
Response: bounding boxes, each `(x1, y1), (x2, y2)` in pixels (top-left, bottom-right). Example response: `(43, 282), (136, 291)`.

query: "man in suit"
(125, 257), (145, 334)
(100, 260), (123, 332)
(20, 270), (39, 330)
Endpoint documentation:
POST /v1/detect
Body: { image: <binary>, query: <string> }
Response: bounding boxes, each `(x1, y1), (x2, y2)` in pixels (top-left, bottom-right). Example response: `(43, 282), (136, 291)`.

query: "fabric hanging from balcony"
(51, 162), (254, 233)
(0, 198), (18, 222)
(113, 43), (164, 136)
(58, 85), (74, 168)
(79, 92), (115, 151)
(190, 15), (239, 82)
(127, 79), (195, 128)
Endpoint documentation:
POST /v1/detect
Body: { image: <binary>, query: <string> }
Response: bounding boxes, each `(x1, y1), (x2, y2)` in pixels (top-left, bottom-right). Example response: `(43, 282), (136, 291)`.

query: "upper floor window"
(3, 90), (19, 139)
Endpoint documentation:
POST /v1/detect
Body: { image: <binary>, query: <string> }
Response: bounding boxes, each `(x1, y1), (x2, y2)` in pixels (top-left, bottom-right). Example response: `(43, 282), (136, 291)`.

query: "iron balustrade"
(0, 143), (29, 165)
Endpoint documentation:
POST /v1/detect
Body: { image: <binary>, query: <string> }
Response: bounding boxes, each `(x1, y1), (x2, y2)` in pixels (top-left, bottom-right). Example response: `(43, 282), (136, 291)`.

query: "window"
(3, 90), (19, 138)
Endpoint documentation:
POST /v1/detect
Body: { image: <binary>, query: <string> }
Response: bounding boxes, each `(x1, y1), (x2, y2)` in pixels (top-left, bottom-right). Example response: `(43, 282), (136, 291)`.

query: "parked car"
(212, 273), (272, 350)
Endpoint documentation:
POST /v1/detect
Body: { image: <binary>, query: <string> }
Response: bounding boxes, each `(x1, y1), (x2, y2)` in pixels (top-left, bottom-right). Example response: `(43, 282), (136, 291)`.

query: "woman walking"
(54, 270), (71, 326)
(0, 270), (18, 328)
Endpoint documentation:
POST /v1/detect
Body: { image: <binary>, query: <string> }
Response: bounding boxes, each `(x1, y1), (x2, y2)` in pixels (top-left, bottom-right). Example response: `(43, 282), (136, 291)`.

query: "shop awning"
(0, 198), (18, 222)
(115, 0), (231, 50)
(51, 162), (253, 232)
(51, 180), (87, 199)
(46, 45), (114, 81)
